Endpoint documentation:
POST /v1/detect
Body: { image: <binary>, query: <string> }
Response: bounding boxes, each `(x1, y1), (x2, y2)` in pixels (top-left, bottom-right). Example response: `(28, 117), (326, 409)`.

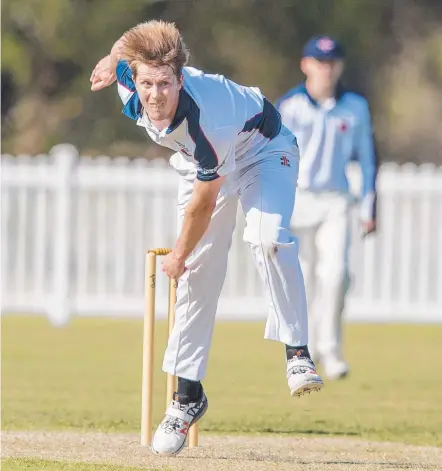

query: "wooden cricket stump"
(141, 248), (199, 448)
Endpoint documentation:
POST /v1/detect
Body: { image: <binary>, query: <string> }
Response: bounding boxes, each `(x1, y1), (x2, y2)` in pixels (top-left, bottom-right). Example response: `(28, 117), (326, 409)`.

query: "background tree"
(2, 0), (441, 164)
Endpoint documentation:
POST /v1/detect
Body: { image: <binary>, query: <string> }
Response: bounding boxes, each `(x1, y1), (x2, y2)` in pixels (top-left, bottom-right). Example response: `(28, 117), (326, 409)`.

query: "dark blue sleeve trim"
(185, 94), (219, 174)
(196, 171), (220, 182)
(116, 60), (142, 120)
(116, 60), (135, 91)
(241, 98), (281, 140)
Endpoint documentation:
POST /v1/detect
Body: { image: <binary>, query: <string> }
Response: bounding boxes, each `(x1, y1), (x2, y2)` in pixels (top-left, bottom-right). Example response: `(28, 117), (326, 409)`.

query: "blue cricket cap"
(302, 36), (345, 60)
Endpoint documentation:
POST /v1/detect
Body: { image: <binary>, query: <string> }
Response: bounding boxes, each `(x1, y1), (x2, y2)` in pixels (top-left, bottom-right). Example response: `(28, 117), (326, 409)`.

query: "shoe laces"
(287, 356), (316, 375)
(161, 414), (185, 435)
(172, 394), (203, 417)
(161, 397), (198, 433)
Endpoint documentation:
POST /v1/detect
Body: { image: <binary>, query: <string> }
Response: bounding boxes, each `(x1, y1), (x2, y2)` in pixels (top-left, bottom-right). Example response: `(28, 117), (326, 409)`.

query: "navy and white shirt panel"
(276, 83), (378, 220)
(116, 62), (282, 182)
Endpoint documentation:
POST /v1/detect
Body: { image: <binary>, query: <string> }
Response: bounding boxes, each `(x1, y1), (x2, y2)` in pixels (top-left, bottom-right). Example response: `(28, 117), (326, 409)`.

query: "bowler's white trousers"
(290, 190), (352, 363)
(163, 137), (309, 381)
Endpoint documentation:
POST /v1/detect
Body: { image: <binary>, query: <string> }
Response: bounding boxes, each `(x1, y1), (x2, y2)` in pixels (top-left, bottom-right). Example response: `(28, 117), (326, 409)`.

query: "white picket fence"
(1, 144), (442, 325)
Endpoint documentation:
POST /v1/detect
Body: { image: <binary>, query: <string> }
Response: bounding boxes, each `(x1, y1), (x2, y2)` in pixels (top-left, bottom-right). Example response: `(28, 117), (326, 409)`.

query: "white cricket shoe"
(151, 392), (208, 456)
(323, 358), (349, 381)
(287, 355), (324, 396)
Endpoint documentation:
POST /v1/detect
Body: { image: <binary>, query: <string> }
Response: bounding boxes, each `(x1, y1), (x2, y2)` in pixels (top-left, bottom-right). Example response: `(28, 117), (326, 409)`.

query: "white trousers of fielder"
(290, 189), (351, 365)
(163, 137), (309, 381)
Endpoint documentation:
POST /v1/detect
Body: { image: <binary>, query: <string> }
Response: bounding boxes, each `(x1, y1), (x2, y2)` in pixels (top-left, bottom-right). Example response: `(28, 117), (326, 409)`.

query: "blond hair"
(120, 20), (189, 78)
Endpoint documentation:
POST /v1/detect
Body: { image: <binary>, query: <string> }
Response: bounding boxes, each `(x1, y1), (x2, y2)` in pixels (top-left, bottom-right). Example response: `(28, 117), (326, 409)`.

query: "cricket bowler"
(91, 21), (324, 456)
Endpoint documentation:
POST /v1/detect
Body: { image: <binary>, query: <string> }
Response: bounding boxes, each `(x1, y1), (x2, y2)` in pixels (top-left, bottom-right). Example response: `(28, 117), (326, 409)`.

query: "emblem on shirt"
(339, 120), (348, 132)
(174, 140), (192, 157)
(280, 156), (291, 167)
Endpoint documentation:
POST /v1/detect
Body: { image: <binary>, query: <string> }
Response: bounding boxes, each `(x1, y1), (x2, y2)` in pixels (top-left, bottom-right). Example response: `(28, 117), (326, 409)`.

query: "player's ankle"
(285, 344), (312, 360)
(176, 377), (202, 403)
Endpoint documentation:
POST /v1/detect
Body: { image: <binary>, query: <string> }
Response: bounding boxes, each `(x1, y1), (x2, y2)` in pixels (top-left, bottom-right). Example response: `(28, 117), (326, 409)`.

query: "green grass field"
(2, 316), (442, 470)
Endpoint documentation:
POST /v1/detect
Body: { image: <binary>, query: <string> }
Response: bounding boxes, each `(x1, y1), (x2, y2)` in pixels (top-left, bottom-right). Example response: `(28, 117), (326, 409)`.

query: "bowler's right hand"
(90, 55), (116, 91)
(361, 219), (377, 237)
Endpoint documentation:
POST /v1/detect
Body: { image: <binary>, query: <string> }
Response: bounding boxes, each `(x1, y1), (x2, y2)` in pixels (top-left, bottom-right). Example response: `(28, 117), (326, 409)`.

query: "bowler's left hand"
(90, 55), (116, 91)
(161, 251), (186, 279)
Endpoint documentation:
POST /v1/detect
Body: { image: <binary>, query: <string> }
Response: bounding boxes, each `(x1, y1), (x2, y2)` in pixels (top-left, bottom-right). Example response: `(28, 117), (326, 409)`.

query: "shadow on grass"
(181, 453), (435, 469)
(261, 428), (359, 436)
(309, 463), (434, 469)
(206, 427), (359, 436)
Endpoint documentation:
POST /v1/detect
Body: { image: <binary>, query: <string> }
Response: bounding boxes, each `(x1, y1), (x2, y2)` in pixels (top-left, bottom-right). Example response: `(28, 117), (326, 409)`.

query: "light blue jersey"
(275, 84), (378, 220)
(116, 62), (286, 181)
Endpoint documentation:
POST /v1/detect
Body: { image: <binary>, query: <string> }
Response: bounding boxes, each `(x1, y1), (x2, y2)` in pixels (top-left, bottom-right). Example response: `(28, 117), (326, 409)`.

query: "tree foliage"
(2, 0), (441, 163)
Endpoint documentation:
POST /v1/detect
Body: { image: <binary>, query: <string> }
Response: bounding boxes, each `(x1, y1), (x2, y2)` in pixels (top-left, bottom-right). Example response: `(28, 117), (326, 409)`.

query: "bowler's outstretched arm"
(90, 38), (125, 91)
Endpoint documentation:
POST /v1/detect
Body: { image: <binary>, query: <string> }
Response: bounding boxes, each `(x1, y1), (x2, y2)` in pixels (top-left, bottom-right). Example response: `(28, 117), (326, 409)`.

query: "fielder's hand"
(90, 55), (116, 91)
(361, 219), (376, 237)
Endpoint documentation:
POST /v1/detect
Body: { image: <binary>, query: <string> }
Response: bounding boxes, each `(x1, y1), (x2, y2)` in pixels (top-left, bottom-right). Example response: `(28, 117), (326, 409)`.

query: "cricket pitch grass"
(2, 316), (442, 470)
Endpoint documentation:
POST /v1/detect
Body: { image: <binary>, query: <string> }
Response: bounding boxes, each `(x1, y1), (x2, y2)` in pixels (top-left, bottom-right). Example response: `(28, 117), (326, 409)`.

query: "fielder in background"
(90, 21), (323, 456)
(275, 36), (378, 381)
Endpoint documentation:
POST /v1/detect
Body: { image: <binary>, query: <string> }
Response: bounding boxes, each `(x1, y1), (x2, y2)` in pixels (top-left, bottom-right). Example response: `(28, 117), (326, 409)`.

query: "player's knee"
(243, 209), (293, 256)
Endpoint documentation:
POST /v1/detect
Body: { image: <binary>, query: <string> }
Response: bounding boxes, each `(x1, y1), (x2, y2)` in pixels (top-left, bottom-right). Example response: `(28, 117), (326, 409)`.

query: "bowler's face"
(134, 64), (182, 123)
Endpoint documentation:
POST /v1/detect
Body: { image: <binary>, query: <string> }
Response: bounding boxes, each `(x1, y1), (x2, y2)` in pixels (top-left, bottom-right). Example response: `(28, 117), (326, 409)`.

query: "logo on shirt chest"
(174, 140), (193, 157)
(338, 119), (349, 133)
(332, 113), (356, 134)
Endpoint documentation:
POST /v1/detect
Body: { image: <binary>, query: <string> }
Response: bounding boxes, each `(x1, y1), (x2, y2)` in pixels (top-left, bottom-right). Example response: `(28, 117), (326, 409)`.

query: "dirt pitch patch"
(2, 431), (441, 471)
